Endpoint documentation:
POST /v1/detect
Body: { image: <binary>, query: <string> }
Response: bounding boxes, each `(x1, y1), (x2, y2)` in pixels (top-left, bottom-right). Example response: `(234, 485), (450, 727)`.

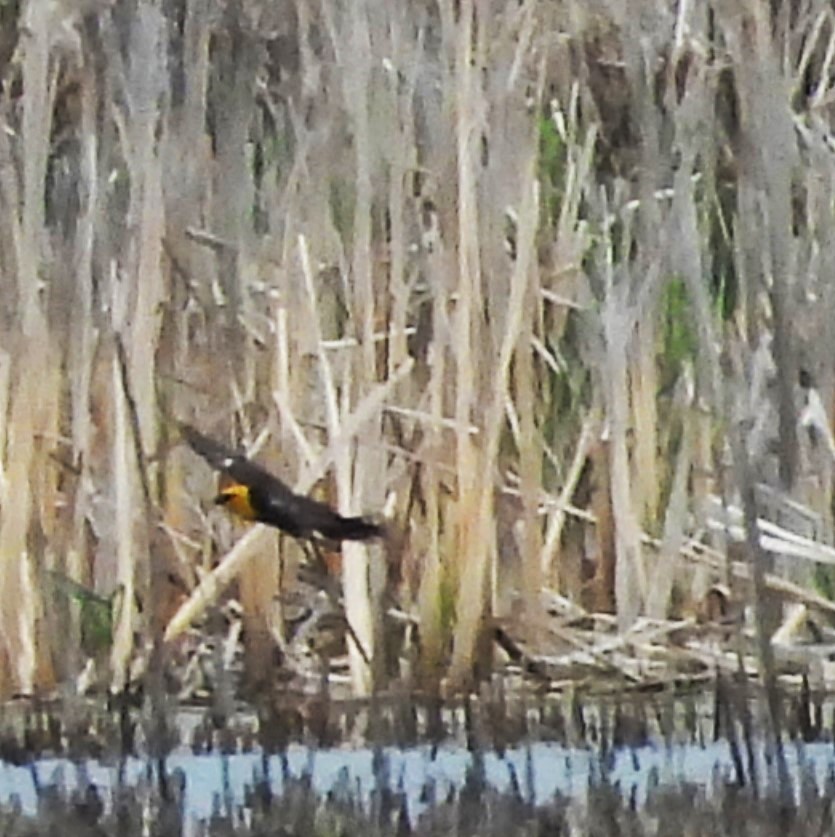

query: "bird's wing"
(180, 422), (275, 482)
(179, 422), (245, 470)
(180, 421), (299, 500)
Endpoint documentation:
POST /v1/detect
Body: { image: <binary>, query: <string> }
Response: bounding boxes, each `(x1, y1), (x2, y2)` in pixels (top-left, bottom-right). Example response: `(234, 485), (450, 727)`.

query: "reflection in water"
(1, 737), (834, 833)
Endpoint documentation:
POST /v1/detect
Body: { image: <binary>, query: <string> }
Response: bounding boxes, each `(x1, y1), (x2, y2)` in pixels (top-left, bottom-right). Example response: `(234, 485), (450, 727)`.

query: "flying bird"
(179, 423), (385, 544)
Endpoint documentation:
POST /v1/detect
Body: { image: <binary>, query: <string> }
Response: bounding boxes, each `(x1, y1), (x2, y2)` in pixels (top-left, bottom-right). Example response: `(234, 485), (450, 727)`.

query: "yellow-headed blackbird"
(180, 423), (384, 543)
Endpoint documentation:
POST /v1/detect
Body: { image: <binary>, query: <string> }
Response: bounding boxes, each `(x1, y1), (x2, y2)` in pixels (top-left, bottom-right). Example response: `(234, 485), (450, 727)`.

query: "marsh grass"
(0, 0), (831, 705)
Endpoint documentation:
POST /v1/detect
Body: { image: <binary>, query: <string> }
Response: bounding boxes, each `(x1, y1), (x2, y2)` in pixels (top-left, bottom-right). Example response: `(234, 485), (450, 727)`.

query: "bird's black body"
(180, 423), (384, 543)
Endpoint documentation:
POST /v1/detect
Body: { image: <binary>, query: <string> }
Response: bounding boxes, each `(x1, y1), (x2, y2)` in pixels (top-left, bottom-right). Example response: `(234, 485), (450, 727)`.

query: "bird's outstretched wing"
(179, 423), (290, 493)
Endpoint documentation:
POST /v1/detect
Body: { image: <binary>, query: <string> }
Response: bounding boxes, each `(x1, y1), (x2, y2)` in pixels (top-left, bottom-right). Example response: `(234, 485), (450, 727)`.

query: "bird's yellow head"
(214, 483), (257, 521)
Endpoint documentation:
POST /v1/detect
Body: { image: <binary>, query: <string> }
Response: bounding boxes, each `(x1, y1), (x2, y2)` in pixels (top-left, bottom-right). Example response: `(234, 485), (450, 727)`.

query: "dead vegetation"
(0, 0), (831, 713)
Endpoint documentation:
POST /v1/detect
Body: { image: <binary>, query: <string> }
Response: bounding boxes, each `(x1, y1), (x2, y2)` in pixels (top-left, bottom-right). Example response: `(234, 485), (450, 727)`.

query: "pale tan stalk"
(445, 0), (483, 688)
(69, 59), (99, 586)
(0, 351), (9, 487)
(646, 411), (693, 618)
(121, 6), (167, 480)
(237, 533), (281, 686)
(602, 270), (646, 629)
(0, 364), (39, 693)
(299, 233), (373, 694)
(541, 414), (598, 583)
(164, 526), (274, 643)
(0, 0), (70, 694)
(449, 165), (539, 685)
(109, 351), (137, 691)
(295, 359), (413, 488)
(17, 0), (55, 338)
(342, 0), (391, 688)
(417, 285), (449, 684)
(631, 316), (660, 527)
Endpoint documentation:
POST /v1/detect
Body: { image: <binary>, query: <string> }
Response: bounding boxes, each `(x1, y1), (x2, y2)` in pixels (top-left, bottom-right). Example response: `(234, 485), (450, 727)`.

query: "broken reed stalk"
(511, 144), (545, 641)
(516, 298), (543, 638)
(238, 532), (281, 690)
(541, 414), (597, 584)
(164, 525), (273, 643)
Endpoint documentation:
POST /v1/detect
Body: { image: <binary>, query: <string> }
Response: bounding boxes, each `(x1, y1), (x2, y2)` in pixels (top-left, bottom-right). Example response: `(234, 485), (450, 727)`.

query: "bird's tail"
(330, 515), (386, 542)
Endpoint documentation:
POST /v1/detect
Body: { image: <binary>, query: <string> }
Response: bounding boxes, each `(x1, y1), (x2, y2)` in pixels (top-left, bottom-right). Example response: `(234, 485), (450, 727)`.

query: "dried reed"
(0, 0), (830, 704)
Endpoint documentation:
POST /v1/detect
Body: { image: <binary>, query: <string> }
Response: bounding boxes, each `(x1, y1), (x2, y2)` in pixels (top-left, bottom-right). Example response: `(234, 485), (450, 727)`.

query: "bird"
(179, 422), (385, 544)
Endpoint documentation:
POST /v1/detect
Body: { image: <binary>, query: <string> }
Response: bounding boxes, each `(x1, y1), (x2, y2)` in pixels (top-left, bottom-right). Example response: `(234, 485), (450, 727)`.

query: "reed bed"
(0, 0), (831, 717)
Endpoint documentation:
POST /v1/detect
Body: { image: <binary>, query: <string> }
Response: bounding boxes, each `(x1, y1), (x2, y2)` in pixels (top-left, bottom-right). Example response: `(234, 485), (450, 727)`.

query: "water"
(2, 736), (833, 833)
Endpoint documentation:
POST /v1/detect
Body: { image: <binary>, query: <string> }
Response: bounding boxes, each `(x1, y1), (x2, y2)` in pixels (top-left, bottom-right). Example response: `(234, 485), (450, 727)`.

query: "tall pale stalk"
(110, 348), (137, 692)
(731, 2), (799, 490)
(123, 5), (167, 481)
(0, 0), (72, 693)
(512, 159), (543, 638)
(342, 0), (380, 693)
(0, 359), (41, 693)
(449, 158), (539, 687)
(417, 253), (453, 685)
(447, 0), (485, 687)
(18, 0), (54, 338)
(646, 397), (693, 618)
(631, 316), (660, 527)
(299, 234), (374, 694)
(70, 59), (99, 576)
(237, 532), (280, 688)
(602, 279), (646, 629)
